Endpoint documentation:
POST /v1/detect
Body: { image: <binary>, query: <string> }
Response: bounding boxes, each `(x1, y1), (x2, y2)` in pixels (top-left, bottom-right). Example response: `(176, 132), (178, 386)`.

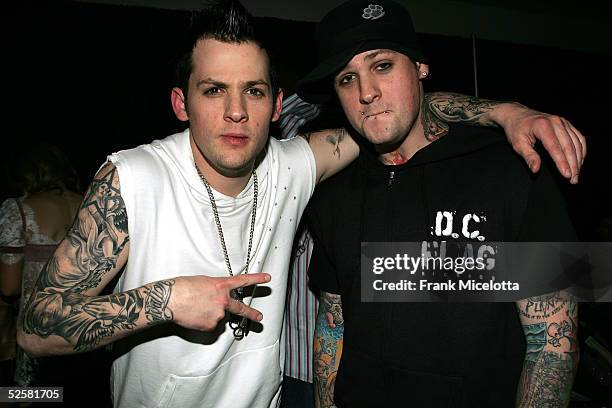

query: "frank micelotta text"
(370, 242), (519, 292)
(372, 279), (519, 291)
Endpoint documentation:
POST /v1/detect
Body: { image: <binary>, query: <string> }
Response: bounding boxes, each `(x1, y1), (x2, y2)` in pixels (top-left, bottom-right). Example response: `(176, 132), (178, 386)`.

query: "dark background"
(4, 1), (611, 240)
(2, 0), (611, 406)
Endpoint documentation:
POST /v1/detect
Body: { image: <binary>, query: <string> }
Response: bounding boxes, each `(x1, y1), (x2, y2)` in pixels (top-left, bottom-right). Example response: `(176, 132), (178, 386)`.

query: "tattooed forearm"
(516, 292), (578, 407)
(22, 279), (175, 353)
(17, 162), (145, 355)
(422, 92), (504, 141)
(524, 323), (547, 363)
(144, 280), (174, 324)
(314, 292), (344, 408)
(518, 351), (574, 407)
(517, 323), (547, 406)
(518, 292), (567, 320)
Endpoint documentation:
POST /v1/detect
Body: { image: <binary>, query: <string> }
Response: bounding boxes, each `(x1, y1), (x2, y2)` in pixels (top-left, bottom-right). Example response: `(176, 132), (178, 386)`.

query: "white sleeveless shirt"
(108, 129), (316, 408)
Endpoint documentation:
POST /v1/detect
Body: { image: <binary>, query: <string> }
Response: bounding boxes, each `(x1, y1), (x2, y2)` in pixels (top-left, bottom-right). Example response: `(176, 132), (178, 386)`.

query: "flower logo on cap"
(362, 4), (385, 20)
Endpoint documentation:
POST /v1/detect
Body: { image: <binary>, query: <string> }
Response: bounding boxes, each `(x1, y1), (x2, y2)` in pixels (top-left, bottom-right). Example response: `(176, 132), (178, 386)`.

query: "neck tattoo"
(381, 151), (409, 165)
(195, 162), (258, 340)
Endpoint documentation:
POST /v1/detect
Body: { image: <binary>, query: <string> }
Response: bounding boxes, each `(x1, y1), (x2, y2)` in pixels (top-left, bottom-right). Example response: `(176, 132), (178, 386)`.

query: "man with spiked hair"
(17, 0), (583, 407)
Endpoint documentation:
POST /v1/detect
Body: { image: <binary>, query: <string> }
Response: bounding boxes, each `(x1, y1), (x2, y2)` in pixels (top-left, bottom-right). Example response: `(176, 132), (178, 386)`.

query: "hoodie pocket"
(155, 340), (282, 408)
(156, 375), (178, 408)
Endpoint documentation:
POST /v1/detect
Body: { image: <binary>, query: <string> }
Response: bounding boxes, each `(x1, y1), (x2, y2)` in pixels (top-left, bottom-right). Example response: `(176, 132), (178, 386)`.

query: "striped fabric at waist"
(0, 245), (57, 262)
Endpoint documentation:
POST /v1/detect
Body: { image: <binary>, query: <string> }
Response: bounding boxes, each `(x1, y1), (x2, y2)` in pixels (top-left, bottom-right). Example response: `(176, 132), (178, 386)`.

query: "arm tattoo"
(20, 163), (171, 353)
(33, 165), (129, 294)
(547, 320), (573, 347)
(517, 292), (578, 407)
(314, 292), (344, 408)
(325, 129), (346, 158)
(422, 92), (503, 141)
(68, 165), (129, 292)
(144, 280), (174, 324)
(520, 351), (574, 407)
(22, 279), (175, 352)
(517, 323), (547, 405)
(518, 292), (566, 320)
(421, 95), (449, 141)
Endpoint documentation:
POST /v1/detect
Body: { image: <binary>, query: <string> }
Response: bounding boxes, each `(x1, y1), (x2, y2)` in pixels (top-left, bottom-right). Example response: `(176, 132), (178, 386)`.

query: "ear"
(171, 87), (189, 122)
(417, 63), (430, 80)
(271, 88), (284, 122)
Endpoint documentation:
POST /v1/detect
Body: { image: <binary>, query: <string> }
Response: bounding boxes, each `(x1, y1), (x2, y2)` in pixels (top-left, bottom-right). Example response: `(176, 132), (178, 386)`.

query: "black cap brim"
(297, 40), (428, 104)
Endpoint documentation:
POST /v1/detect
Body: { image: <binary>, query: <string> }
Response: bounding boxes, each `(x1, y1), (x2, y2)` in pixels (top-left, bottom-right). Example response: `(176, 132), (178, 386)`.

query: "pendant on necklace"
(229, 316), (249, 340)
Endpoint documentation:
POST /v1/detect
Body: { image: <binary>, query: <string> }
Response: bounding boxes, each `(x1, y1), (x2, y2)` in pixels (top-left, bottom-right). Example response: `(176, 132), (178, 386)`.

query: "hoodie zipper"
(383, 169), (395, 374)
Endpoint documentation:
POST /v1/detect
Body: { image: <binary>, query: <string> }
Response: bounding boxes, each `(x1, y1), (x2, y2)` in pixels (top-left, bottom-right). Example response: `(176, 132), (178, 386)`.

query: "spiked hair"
(174, 0), (278, 101)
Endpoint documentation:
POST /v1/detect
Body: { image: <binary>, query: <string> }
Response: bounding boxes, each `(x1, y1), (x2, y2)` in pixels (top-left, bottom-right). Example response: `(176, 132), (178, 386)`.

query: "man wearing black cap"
(299, 1), (579, 407)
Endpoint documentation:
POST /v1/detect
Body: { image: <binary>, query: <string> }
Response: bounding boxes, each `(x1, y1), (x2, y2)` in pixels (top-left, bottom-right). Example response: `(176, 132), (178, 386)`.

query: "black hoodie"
(307, 124), (576, 407)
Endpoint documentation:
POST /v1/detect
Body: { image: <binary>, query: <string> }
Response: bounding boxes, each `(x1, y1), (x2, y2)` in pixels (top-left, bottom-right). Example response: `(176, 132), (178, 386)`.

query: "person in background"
(0, 141), (82, 387)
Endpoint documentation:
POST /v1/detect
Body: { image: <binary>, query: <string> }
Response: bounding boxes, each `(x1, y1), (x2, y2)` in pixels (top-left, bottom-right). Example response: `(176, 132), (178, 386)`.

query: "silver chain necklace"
(195, 162), (258, 340)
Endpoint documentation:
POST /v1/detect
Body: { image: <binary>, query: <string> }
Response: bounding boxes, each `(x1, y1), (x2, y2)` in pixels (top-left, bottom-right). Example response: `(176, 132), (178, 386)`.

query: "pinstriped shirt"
(283, 228), (317, 382)
(279, 94), (321, 383)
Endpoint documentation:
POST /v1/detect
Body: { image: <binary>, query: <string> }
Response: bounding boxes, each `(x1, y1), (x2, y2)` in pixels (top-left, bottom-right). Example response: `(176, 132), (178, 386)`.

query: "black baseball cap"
(297, 0), (428, 103)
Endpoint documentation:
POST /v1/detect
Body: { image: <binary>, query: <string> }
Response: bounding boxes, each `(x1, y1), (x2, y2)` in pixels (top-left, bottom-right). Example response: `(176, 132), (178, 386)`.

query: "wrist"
(164, 278), (182, 323)
(488, 101), (528, 129)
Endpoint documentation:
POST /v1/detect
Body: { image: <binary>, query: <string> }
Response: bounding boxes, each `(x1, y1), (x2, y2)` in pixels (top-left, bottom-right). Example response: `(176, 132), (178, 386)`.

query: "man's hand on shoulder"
(490, 103), (586, 184)
(423, 92), (586, 184)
